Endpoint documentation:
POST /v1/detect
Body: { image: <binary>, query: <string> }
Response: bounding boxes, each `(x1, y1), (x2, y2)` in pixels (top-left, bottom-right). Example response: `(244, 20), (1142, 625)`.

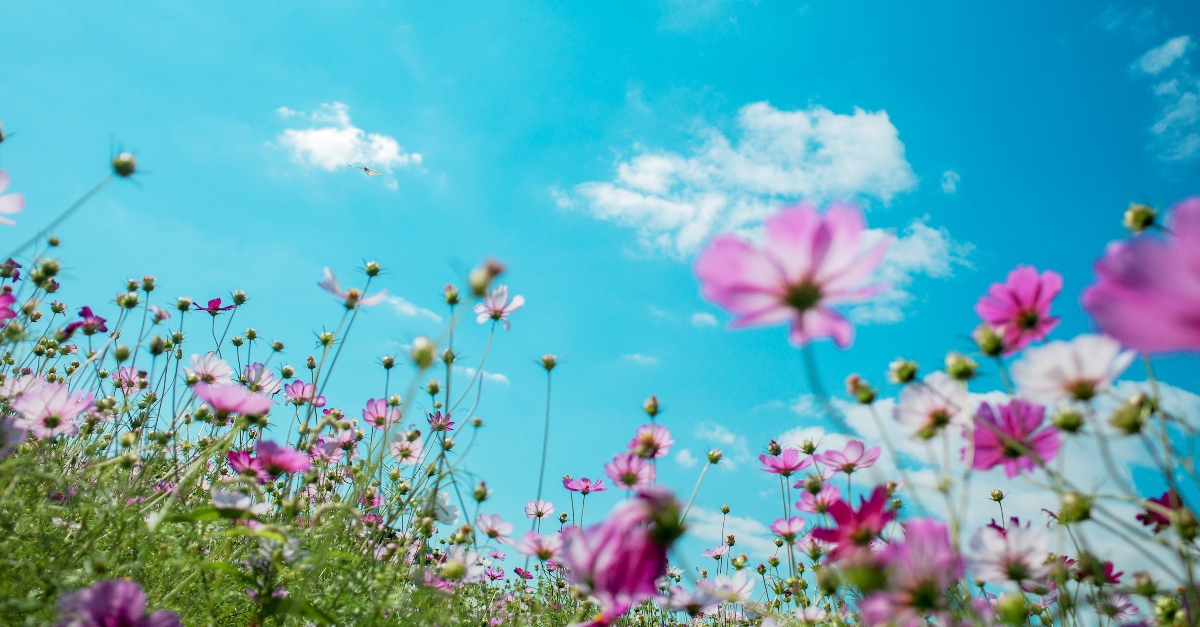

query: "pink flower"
(758, 448), (812, 477)
(389, 433), (423, 465)
(473, 285), (524, 330)
(113, 367), (145, 395)
(818, 440), (880, 475)
(968, 399), (1059, 477)
(525, 499), (556, 519)
(604, 452), (655, 490)
(0, 292), (14, 324)
(194, 298), (235, 316)
(362, 398), (401, 430)
(194, 382), (272, 416)
(56, 579), (181, 627)
(0, 170), (24, 226)
(966, 518), (1049, 585)
(1137, 490), (1185, 533)
(796, 483), (842, 514)
(515, 531), (563, 561)
(227, 450), (268, 484)
(975, 265), (1063, 354)
(0, 416), (25, 459)
(563, 477), (608, 495)
(693, 203), (889, 348)
(701, 545), (729, 560)
(628, 424), (673, 459)
(184, 352), (233, 385)
(860, 519), (963, 626)
(63, 306), (108, 338)
(809, 486), (895, 561)
(559, 488), (682, 627)
(427, 411), (454, 432)
(241, 363), (281, 395)
(476, 513), (514, 542)
(257, 440), (311, 477)
(318, 267), (388, 308)
(149, 305), (170, 324)
(283, 380), (325, 407)
(11, 382), (92, 439)
(771, 517), (807, 543)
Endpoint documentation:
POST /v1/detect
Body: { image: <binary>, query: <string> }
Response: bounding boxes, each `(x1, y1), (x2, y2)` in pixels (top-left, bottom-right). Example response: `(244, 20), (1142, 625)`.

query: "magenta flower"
(194, 297), (236, 316)
(227, 450), (268, 484)
(318, 267), (388, 308)
(0, 170), (24, 226)
(628, 424), (674, 459)
(818, 440), (881, 475)
(1137, 490), (1185, 533)
(283, 380), (324, 407)
(63, 306), (108, 338)
(473, 285), (524, 330)
(194, 382), (272, 416)
(513, 567), (533, 580)
(56, 579), (180, 627)
(860, 519), (963, 626)
(758, 448), (812, 477)
(257, 440), (311, 478)
(0, 292), (15, 324)
(11, 383), (93, 439)
(975, 265), (1063, 354)
(559, 488), (681, 627)
(427, 411), (454, 432)
(968, 399), (1060, 477)
(771, 516), (807, 543)
(525, 499), (555, 519)
(563, 477), (608, 495)
(362, 398), (401, 430)
(1083, 197), (1200, 352)
(796, 483), (842, 514)
(809, 486), (895, 561)
(693, 202), (889, 348)
(604, 452), (655, 490)
(515, 531), (563, 561)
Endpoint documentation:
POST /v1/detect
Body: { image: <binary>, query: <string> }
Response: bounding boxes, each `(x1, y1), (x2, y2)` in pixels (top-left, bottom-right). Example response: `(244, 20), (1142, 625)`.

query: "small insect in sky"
(348, 164), (381, 176)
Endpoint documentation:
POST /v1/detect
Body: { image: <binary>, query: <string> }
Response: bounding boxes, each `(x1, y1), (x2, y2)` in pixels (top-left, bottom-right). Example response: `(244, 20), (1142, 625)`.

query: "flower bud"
(1110, 393), (1154, 435)
(473, 481), (489, 502)
(141, 275), (156, 292)
(1059, 492), (1092, 524)
(707, 449), (723, 464)
(50, 301), (66, 314)
(231, 336), (244, 348)
(442, 438), (455, 450)
(381, 356), (395, 370)
(318, 332), (335, 347)
(973, 324), (1005, 357)
(113, 345), (131, 363)
(766, 439), (782, 456)
(558, 512), (569, 524)
(887, 358), (919, 384)
(441, 348), (455, 365)
(47, 236), (59, 247)
(1124, 203), (1156, 233)
(426, 380), (440, 395)
(111, 152), (137, 178)
(175, 297), (192, 311)
(443, 284), (460, 306)
(471, 417), (482, 427)
(1132, 571), (1157, 597)
(231, 291), (247, 305)
(410, 337), (435, 370)
(845, 374), (876, 404)
(148, 336), (167, 356)
(540, 354), (557, 372)
(1052, 408), (1084, 433)
(995, 593), (1028, 625)
(945, 352), (977, 381)
(643, 395), (659, 418)
(990, 489), (1005, 502)
(281, 365), (295, 379)
(720, 504), (731, 514)
(119, 432), (137, 448)
(364, 260), (381, 277)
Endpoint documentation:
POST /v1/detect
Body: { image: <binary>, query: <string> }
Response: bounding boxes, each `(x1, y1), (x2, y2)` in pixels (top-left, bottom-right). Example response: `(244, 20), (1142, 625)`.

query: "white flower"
(795, 606), (828, 623)
(666, 583), (723, 616)
(894, 371), (970, 438)
(243, 363), (282, 395)
(185, 352), (234, 385)
(966, 522), (1049, 585)
(211, 488), (270, 516)
(440, 546), (485, 582)
(710, 571), (755, 604)
(435, 492), (459, 525)
(1012, 334), (1135, 404)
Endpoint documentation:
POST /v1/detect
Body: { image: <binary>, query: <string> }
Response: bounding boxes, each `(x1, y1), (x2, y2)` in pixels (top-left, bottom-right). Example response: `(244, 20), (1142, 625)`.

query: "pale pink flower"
(701, 545), (729, 560)
(283, 380), (324, 407)
(796, 483), (842, 514)
(0, 416), (26, 458)
(629, 424), (673, 459)
(525, 499), (555, 519)
(771, 516), (806, 543)
(975, 265), (1063, 354)
(966, 518), (1049, 585)
(318, 267), (388, 308)
(818, 440), (880, 475)
(56, 579), (181, 627)
(563, 477), (608, 494)
(693, 203), (890, 348)
(860, 519), (963, 626)
(388, 433), (423, 465)
(894, 371), (969, 440)
(0, 171), (23, 226)
(969, 399), (1060, 477)
(0, 374), (45, 402)
(362, 398), (401, 430)
(476, 513), (514, 542)
(1096, 592), (1139, 621)
(604, 452), (655, 490)
(194, 382), (272, 416)
(515, 531), (562, 561)
(473, 285), (524, 330)
(11, 383), (92, 439)
(1011, 334), (1135, 405)
(711, 571), (755, 604)
(242, 363), (281, 395)
(665, 584), (723, 617)
(759, 448), (812, 477)
(113, 367), (144, 395)
(184, 352), (234, 385)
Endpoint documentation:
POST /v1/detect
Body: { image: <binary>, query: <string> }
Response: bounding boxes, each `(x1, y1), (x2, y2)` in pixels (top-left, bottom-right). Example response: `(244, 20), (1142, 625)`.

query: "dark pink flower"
(628, 424), (673, 459)
(513, 567), (533, 580)
(427, 411), (454, 432)
(975, 265), (1062, 354)
(63, 306), (108, 338)
(809, 486), (895, 561)
(604, 452), (654, 490)
(968, 399), (1060, 478)
(56, 579), (180, 627)
(758, 448), (812, 477)
(564, 477), (608, 495)
(818, 440), (881, 475)
(1083, 197), (1200, 352)
(256, 440), (311, 478)
(194, 298), (235, 316)
(227, 450), (268, 484)
(796, 483), (841, 514)
(693, 203), (889, 348)
(1137, 490), (1186, 533)
(194, 382), (272, 416)
(0, 292), (14, 324)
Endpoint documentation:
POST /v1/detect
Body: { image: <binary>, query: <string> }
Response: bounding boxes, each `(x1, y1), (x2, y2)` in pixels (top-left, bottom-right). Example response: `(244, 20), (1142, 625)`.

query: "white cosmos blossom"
(966, 522), (1049, 586)
(894, 371), (970, 439)
(710, 570), (755, 604)
(185, 352), (234, 385)
(1011, 334), (1135, 405)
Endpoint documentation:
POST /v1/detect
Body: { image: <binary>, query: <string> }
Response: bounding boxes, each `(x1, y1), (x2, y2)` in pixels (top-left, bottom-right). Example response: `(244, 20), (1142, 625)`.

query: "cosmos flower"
(184, 353), (234, 385)
(809, 486), (895, 561)
(283, 380), (325, 407)
(194, 298), (235, 316)
(969, 399), (1060, 477)
(0, 416), (26, 459)
(1096, 592), (1139, 621)
(701, 545), (729, 560)
(63, 306), (108, 338)
(362, 398), (401, 430)
(256, 440), (311, 478)
(11, 382), (92, 439)
(665, 583), (723, 617)
(628, 424), (674, 459)
(1136, 490), (1186, 533)
(476, 513), (514, 542)
(525, 500), (555, 519)
(0, 292), (14, 324)
(693, 202), (890, 348)
(149, 305), (170, 324)
(388, 433), (424, 465)
(759, 448), (812, 477)
(55, 579), (181, 627)
(1011, 334), (1135, 405)
(427, 411), (454, 432)
(710, 571), (755, 604)
(860, 519), (963, 627)
(818, 440), (881, 475)
(318, 267), (388, 309)
(515, 531), (563, 561)
(242, 363), (281, 395)
(796, 483), (842, 515)
(975, 265), (1063, 354)
(193, 382), (272, 416)
(227, 450), (269, 483)
(771, 517), (806, 543)
(563, 477), (608, 495)
(473, 285), (525, 330)
(604, 452), (655, 490)
(0, 170), (23, 226)
(966, 518), (1049, 585)
(894, 371), (969, 439)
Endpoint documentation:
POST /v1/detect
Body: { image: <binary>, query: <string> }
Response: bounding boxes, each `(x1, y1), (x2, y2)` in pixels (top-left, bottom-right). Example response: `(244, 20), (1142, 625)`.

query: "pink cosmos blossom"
(796, 483), (842, 514)
(894, 371), (968, 440)
(513, 567), (533, 580)
(771, 516), (806, 543)
(184, 352), (234, 385)
(473, 285), (524, 330)
(809, 486), (895, 561)
(149, 305), (170, 324)
(525, 499), (555, 519)
(242, 363), (281, 395)
(0, 292), (14, 324)
(194, 298), (235, 316)
(283, 380), (325, 407)
(1083, 197), (1200, 352)
(0, 373), (43, 402)
(817, 440), (880, 475)
(515, 531), (563, 561)
(194, 382), (272, 416)
(860, 519), (963, 627)
(485, 566), (505, 581)
(796, 535), (833, 561)
(711, 571), (755, 604)
(56, 579), (181, 627)
(362, 398), (401, 430)
(759, 448), (812, 477)
(693, 203), (890, 348)
(0, 170), (24, 226)
(476, 513), (514, 542)
(388, 433), (423, 465)
(227, 450), (268, 483)
(257, 440), (310, 478)
(701, 545), (729, 560)
(665, 584), (723, 617)
(318, 267), (388, 308)
(1137, 490), (1185, 533)
(604, 452), (655, 490)
(63, 306), (107, 338)
(975, 265), (1062, 354)
(1012, 334), (1134, 404)
(427, 411), (454, 432)
(559, 488), (681, 627)
(1096, 593), (1139, 621)
(969, 399), (1060, 477)
(966, 518), (1049, 585)
(11, 383), (92, 439)
(563, 477), (608, 495)
(628, 424), (673, 459)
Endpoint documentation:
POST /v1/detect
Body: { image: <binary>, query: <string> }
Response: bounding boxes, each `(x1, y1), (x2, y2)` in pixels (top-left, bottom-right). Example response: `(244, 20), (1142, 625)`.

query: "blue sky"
(3, 0), (1200, 565)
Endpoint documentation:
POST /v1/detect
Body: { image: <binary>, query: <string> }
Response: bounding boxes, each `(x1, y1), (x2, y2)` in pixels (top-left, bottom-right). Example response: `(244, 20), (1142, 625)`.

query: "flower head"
(759, 448), (812, 477)
(694, 202), (890, 348)
(1011, 334), (1135, 405)
(283, 380), (325, 407)
(665, 584), (723, 617)
(11, 382), (93, 439)
(194, 382), (272, 416)
(771, 517), (807, 543)
(809, 486), (895, 561)
(0, 170), (24, 226)
(861, 519), (963, 624)
(604, 452), (655, 490)
(227, 450), (268, 483)
(796, 483), (842, 515)
(256, 440), (311, 478)
(525, 500), (555, 519)
(56, 579), (181, 627)
(194, 298), (235, 316)
(362, 398), (401, 430)
(473, 285), (524, 330)
(629, 424), (674, 459)
(0, 292), (15, 324)
(818, 440), (881, 475)
(184, 352), (234, 385)
(427, 411), (454, 432)
(966, 518), (1049, 585)
(476, 513), (514, 542)
(515, 531), (563, 561)
(975, 265), (1063, 354)
(63, 306), (108, 338)
(242, 363), (281, 395)
(388, 433), (424, 465)
(895, 371), (968, 439)
(1137, 490), (1186, 533)
(969, 399), (1060, 478)
(564, 477), (608, 495)
(318, 267), (388, 309)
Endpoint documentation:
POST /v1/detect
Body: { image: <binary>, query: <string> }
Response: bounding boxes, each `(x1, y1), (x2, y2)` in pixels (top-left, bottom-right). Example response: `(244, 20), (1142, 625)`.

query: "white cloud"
(276, 102), (422, 176)
(384, 295), (442, 322)
(686, 506), (780, 561)
(848, 217), (974, 324)
(695, 422), (752, 470)
(451, 365), (509, 386)
(623, 353), (659, 366)
(676, 448), (699, 469)
(691, 312), (718, 328)
(940, 170), (960, 194)
(572, 101), (917, 257)
(658, 0), (752, 32)
(1134, 35), (1191, 75)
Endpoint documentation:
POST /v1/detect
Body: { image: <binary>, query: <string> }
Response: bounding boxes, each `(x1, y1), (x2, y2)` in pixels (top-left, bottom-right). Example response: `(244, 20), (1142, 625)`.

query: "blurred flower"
(184, 352), (234, 385)
(440, 546), (485, 583)
(665, 583), (722, 617)
(701, 545), (729, 560)
(0, 171), (22, 226)
(476, 513), (514, 542)
(0, 293), (14, 324)
(966, 518), (1049, 585)
(149, 305), (170, 324)
(1137, 490), (1185, 533)
(434, 492), (459, 525)
(1096, 592), (1139, 621)
(388, 433), (423, 465)
(63, 306), (107, 338)
(193, 382), (272, 416)
(895, 371), (968, 440)
(242, 363), (281, 395)
(1083, 197), (1200, 352)
(771, 517), (806, 543)
(473, 285), (524, 330)
(56, 579), (180, 627)
(194, 298), (235, 316)
(629, 424), (674, 459)
(693, 203), (889, 348)
(0, 416), (26, 459)
(809, 486), (894, 561)
(362, 398), (401, 430)
(318, 267), (388, 308)
(604, 452), (655, 490)
(515, 531), (563, 561)
(427, 411), (454, 432)
(975, 265), (1062, 354)
(710, 571), (755, 604)
(257, 440), (310, 478)
(861, 519), (963, 626)
(525, 500), (555, 519)
(1011, 334), (1134, 405)
(969, 399), (1060, 477)
(796, 483), (841, 515)
(226, 450), (268, 484)
(818, 440), (881, 475)
(759, 448), (812, 477)
(11, 382), (92, 439)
